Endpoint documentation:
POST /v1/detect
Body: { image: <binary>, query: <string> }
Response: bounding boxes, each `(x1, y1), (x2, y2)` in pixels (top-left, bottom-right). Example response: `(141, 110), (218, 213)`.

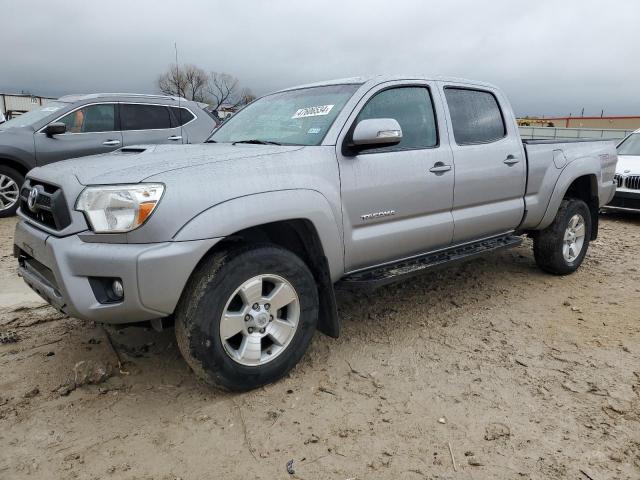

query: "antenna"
(174, 42), (184, 142)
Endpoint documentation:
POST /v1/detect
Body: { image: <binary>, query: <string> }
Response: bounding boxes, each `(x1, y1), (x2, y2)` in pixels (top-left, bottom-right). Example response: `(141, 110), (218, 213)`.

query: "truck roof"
(278, 74), (499, 92)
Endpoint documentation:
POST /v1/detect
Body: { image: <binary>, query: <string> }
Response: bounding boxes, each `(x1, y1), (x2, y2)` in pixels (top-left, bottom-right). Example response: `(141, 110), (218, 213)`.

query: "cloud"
(1, 0), (638, 116)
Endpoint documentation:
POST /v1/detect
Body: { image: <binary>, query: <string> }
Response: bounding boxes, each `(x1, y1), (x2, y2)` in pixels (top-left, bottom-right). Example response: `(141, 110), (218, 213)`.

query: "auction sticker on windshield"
(292, 104), (334, 119)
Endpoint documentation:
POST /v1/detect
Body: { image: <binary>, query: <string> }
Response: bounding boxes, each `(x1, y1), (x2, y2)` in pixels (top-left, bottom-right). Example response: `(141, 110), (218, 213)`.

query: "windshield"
(0, 101), (68, 130)
(210, 84), (360, 146)
(618, 133), (640, 156)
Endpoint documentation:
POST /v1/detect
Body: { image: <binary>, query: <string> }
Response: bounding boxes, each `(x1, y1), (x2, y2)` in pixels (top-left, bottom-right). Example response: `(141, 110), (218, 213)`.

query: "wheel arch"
(0, 156), (30, 178)
(536, 159), (600, 240)
(174, 190), (344, 338)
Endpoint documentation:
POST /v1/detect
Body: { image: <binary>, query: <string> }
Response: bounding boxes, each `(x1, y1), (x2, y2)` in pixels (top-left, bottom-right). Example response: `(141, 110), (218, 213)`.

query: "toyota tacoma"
(14, 75), (617, 390)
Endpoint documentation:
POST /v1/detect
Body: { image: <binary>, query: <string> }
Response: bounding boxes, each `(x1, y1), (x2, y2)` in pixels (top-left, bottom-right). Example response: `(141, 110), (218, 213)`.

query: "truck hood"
(615, 155), (640, 175)
(30, 143), (304, 185)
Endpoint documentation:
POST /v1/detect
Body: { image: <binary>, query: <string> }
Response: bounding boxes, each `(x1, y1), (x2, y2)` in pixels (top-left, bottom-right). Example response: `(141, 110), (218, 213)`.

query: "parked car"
(606, 128), (640, 211)
(14, 75), (617, 390)
(0, 93), (217, 217)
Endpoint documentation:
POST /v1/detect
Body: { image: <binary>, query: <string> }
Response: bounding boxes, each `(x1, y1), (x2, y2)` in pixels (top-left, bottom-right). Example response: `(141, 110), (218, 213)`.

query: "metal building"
(0, 93), (56, 120)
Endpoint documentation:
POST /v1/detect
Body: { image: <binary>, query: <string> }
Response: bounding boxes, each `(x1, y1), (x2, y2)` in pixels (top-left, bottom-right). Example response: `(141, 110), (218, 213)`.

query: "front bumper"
(14, 220), (220, 324)
(605, 190), (640, 211)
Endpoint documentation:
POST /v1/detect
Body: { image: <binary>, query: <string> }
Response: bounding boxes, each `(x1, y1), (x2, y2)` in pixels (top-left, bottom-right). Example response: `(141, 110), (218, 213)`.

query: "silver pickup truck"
(14, 75), (617, 390)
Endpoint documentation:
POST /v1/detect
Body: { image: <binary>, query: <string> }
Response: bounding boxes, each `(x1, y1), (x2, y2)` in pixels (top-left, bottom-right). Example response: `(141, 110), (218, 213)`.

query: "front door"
(337, 84), (455, 271)
(120, 103), (184, 146)
(440, 84), (526, 243)
(34, 103), (122, 165)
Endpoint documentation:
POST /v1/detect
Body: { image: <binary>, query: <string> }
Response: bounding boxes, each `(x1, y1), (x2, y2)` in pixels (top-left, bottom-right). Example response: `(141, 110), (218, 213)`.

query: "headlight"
(76, 184), (164, 233)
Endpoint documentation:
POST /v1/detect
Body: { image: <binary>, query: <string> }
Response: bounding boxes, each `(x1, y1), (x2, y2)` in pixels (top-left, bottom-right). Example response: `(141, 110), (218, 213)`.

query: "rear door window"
(120, 104), (172, 131)
(444, 88), (506, 145)
(169, 107), (195, 127)
(58, 104), (116, 133)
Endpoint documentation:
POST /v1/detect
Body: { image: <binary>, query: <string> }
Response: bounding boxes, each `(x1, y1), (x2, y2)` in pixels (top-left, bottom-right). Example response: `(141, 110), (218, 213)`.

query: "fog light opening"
(88, 277), (125, 304)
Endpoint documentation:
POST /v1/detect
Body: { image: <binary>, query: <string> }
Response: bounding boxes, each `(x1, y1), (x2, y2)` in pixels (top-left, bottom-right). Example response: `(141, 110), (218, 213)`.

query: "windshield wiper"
(232, 139), (281, 146)
(205, 139), (217, 143)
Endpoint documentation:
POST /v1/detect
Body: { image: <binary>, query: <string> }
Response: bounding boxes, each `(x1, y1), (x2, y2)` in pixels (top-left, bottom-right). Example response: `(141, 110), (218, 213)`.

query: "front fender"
(173, 189), (345, 281)
(0, 146), (34, 171)
(536, 156), (599, 230)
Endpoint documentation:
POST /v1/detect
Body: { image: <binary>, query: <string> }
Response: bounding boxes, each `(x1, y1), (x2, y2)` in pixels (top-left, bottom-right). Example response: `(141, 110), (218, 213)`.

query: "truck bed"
(519, 139), (617, 231)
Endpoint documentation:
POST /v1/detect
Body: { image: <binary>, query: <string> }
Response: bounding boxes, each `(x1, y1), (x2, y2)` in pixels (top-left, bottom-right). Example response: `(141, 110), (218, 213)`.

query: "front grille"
(614, 174), (624, 188)
(20, 180), (72, 230)
(626, 176), (640, 191)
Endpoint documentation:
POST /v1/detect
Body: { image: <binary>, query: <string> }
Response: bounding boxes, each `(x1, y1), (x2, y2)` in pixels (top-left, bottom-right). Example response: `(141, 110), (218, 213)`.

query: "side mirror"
(44, 122), (66, 137)
(350, 118), (402, 150)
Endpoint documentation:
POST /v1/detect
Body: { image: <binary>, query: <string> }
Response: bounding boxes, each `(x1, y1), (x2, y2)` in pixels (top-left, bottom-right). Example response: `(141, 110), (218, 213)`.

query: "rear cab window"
(444, 88), (506, 145)
(120, 104), (172, 131)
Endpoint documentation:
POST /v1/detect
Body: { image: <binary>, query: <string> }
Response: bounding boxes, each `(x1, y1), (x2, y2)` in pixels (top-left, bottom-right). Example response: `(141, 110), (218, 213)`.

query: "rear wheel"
(0, 166), (23, 218)
(533, 198), (591, 275)
(175, 244), (318, 391)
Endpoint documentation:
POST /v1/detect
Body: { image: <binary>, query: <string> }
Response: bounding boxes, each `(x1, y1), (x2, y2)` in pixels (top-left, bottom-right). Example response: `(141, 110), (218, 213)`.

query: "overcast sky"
(2, 0), (639, 116)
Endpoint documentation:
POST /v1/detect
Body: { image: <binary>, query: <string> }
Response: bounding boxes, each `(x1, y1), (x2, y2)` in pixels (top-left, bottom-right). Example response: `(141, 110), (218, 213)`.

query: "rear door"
(337, 82), (455, 271)
(34, 103), (122, 165)
(168, 106), (196, 143)
(120, 103), (184, 146)
(439, 83), (526, 243)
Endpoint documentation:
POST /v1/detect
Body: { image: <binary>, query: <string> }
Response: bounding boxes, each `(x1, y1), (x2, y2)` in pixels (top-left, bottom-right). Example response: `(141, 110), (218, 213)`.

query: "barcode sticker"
(292, 105), (334, 119)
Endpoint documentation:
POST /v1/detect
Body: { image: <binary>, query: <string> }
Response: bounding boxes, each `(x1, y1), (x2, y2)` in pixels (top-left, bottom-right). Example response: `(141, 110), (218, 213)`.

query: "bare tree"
(206, 72), (241, 110)
(157, 64), (208, 102)
(157, 64), (253, 110)
(183, 65), (208, 102)
(158, 63), (186, 98)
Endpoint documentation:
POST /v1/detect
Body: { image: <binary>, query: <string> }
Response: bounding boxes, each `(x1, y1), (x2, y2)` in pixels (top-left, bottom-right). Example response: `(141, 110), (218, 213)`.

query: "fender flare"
(173, 189), (345, 282)
(536, 157), (599, 231)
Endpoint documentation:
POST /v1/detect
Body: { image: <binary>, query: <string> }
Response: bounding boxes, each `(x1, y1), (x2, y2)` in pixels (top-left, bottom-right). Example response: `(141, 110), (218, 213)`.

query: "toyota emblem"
(27, 187), (39, 212)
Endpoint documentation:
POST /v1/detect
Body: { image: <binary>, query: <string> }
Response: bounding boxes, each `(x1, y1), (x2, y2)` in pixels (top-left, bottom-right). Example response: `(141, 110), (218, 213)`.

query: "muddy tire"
(0, 166), (24, 218)
(175, 244), (318, 391)
(533, 198), (591, 275)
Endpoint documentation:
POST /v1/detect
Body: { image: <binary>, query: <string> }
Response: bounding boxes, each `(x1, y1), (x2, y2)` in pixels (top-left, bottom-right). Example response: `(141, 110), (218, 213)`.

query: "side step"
(339, 234), (523, 288)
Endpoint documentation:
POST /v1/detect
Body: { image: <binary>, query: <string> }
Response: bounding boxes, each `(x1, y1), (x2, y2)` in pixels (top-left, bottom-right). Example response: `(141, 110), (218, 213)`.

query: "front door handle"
(429, 162), (452, 174)
(102, 140), (121, 146)
(504, 155), (520, 165)
(167, 135), (183, 141)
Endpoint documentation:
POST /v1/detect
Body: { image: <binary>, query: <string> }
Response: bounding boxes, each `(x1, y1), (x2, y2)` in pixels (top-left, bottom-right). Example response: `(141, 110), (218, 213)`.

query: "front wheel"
(0, 166), (24, 218)
(175, 244), (318, 391)
(533, 198), (591, 275)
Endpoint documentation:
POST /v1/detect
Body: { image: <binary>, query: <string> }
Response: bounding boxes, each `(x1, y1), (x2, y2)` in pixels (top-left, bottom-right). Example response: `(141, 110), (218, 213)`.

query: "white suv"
(608, 129), (640, 211)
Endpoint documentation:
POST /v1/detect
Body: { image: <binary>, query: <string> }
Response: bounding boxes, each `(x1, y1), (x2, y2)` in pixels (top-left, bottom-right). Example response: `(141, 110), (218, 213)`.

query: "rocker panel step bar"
(339, 234), (523, 288)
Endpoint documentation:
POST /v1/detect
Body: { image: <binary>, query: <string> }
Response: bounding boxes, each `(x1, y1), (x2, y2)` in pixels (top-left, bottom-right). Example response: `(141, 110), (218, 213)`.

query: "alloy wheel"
(0, 174), (19, 212)
(219, 274), (300, 366)
(563, 213), (586, 262)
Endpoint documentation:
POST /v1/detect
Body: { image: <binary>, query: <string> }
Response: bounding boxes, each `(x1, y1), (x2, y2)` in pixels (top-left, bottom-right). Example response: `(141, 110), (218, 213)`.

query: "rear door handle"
(429, 163), (452, 174)
(504, 155), (520, 165)
(167, 135), (183, 141)
(102, 140), (121, 146)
